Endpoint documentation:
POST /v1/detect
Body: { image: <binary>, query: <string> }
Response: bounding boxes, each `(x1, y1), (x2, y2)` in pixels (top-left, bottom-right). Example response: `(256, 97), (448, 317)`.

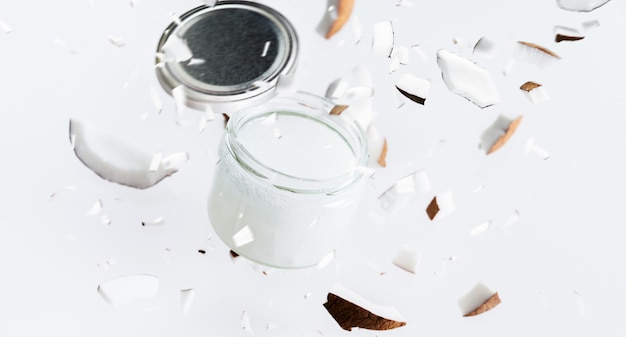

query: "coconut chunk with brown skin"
(515, 41), (561, 69)
(480, 114), (523, 154)
(426, 191), (455, 220)
(323, 284), (406, 331)
(458, 282), (501, 316)
(520, 81), (550, 103)
(379, 170), (431, 214)
(396, 73), (430, 105)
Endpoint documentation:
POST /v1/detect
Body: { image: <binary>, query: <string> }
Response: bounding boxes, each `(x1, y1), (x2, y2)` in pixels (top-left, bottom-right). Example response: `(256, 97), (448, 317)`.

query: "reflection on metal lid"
(155, 1), (298, 111)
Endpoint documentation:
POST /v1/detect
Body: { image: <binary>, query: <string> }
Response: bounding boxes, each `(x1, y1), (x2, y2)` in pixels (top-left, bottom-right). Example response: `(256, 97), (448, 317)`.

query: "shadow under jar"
(208, 93), (368, 268)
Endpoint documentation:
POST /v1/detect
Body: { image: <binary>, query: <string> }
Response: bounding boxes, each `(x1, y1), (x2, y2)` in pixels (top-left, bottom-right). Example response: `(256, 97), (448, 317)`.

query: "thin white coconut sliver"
(392, 245), (423, 274)
(372, 21), (394, 57)
(556, 0), (611, 12)
(458, 282), (496, 316)
(330, 283), (406, 323)
(436, 49), (500, 108)
(432, 191), (456, 220)
(180, 288), (195, 314)
(97, 274), (159, 307)
(379, 170), (431, 214)
(69, 118), (188, 189)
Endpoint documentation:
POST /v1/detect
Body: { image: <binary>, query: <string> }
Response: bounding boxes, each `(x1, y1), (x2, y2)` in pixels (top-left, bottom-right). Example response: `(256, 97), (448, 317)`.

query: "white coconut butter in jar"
(208, 92), (368, 268)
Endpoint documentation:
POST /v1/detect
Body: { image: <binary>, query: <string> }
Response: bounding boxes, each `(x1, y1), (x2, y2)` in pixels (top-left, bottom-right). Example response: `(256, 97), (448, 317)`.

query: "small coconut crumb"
(86, 199), (103, 216)
(502, 209), (521, 228)
(392, 245), (422, 274)
(107, 35), (126, 48)
(426, 191), (455, 220)
(317, 250), (336, 269)
(437, 49), (500, 108)
(480, 114), (523, 154)
(180, 288), (195, 315)
(395, 73), (430, 105)
(458, 282), (501, 316)
(97, 274), (159, 307)
(434, 256), (458, 277)
(469, 221), (491, 236)
(241, 310), (254, 334)
(556, 0), (611, 12)
(379, 170), (431, 214)
(395, 0), (414, 6)
(372, 21), (394, 57)
(323, 284), (406, 331)
(142, 217), (165, 226)
(101, 215), (112, 226)
(232, 226), (255, 247)
(473, 37), (498, 58)
(0, 19), (13, 33)
(515, 41), (561, 69)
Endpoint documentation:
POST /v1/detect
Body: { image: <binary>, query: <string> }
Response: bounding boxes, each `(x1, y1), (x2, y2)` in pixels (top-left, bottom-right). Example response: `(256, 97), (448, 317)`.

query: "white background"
(1, 0), (625, 336)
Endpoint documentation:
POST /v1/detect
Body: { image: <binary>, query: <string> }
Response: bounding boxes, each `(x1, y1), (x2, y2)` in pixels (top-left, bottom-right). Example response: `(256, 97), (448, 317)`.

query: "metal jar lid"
(155, 1), (299, 113)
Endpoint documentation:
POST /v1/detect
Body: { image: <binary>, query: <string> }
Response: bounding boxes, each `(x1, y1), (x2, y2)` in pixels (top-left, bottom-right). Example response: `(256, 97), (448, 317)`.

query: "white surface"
(1, 0), (626, 336)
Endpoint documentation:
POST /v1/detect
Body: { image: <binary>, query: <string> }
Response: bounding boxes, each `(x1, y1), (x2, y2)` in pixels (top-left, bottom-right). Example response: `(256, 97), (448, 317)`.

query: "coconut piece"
(97, 274), (159, 307)
(241, 310), (254, 334)
(469, 221), (491, 236)
(554, 26), (585, 42)
(389, 46), (410, 73)
(515, 41), (561, 69)
(556, 0), (611, 11)
(426, 191), (455, 220)
(330, 105), (349, 115)
(0, 19), (13, 33)
(525, 138), (551, 160)
(436, 49), (500, 108)
(372, 21), (394, 57)
(317, 250), (336, 269)
(473, 37), (498, 58)
(392, 245), (422, 274)
(232, 225), (255, 247)
(458, 282), (501, 316)
(481, 114), (523, 155)
(180, 288), (195, 314)
(325, 66), (375, 129)
(520, 81), (550, 104)
(379, 170), (431, 214)
(326, 0), (355, 39)
(141, 217), (164, 226)
(86, 199), (103, 216)
(157, 34), (192, 63)
(323, 284), (406, 331)
(377, 138), (388, 167)
(395, 73), (430, 105)
(69, 118), (188, 189)
(107, 35), (126, 48)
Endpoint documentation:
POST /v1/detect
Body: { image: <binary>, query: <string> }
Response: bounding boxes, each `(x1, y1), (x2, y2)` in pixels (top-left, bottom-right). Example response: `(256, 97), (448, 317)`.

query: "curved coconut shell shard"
(464, 292), (501, 317)
(325, 0), (355, 39)
(330, 104), (349, 115)
(480, 115), (523, 155)
(488, 116), (523, 154)
(520, 81), (542, 92)
(323, 293), (407, 331)
(377, 138), (388, 167)
(515, 42), (561, 69)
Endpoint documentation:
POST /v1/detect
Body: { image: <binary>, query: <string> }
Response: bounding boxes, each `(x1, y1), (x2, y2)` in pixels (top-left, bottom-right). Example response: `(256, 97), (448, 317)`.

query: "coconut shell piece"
(377, 138), (388, 167)
(426, 196), (440, 220)
(555, 34), (585, 42)
(520, 81), (542, 92)
(323, 293), (407, 331)
(330, 104), (349, 115)
(464, 292), (501, 317)
(487, 116), (523, 154)
(517, 41), (560, 59)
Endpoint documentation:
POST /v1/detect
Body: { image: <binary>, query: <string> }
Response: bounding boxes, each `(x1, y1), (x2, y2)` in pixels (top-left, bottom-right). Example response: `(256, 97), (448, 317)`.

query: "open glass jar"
(207, 92), (368, 268)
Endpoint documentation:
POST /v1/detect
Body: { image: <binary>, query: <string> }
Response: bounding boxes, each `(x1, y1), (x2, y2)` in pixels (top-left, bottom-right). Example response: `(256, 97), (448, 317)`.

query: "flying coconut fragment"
(97, 274), (159, 307)
(395, 73), (430, 105)
(515, 41), (561, 69)
(392, 245), (422, 274)
(323, 284), (406, 331)
(180, 288), (195, 314)
(473, 37), (498, 58)
(389, 46), (410, 73)
(426, 191), (455, 220)
(372, 21), (394, 57)
(458, 282), (501, 316)
(554, 26), (585, 42)
(69, 118), (189, 189)
(436, 49), (500, 108)
(325, 66), (376, 128)
(325, 0), (355, 39)
(379, 170), (431, 214)
(480, 114), (523, 154)
(520, 81), (550, 104)
(556, 0), (611, 12)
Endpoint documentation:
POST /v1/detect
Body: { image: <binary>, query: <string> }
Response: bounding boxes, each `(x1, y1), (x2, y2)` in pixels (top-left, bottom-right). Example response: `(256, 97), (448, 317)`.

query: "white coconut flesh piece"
(392, 245), (423, 273)
(180, 288), (195, 314)
(379, 170), (431, 214)
(97, 274), (159, 307)
(520, 81), (550, 103)
(472, 37), (498, 58)
(69, 118), (189, 189)
(515, 41), (561, 69)
(372, 21), (394, 57)
(426, 191), (455, 220)
(556, 0), (611, 12)
(389, 46), (410, 73)
(395, 73), (430, 105)
(458, 282), (501, 316)
(436, 49), (500, 108)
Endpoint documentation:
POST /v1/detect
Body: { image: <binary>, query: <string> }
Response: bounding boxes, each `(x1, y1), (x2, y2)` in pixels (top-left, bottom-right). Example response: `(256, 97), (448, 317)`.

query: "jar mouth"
(155, 1), (298, 109)
(225, 92), (369, 194)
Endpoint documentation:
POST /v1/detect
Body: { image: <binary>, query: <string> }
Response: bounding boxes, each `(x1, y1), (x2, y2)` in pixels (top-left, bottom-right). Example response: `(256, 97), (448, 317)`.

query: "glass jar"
(207, 92), (368, 268)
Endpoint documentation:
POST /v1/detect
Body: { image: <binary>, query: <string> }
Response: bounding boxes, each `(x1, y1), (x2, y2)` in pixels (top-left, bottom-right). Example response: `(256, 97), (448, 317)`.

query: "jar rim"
(224, 92), (369, 194)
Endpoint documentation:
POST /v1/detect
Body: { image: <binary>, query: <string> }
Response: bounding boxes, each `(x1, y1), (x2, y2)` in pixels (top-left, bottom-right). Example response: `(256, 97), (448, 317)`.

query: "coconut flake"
(436, 49), (500, 108)
(554, 26), (585, 42)
(515, 41), (561, 69)
(426, 191), (455, 220)
(389, 46), (410, 73)
(142, 217), (165, 226)
(395, 73), (430, 105)
(107, 35), (126, 48)
(0, 19), (13, 33)
(556, 0), (611, 12)
(97, 274), (159, 307)
(352, 14), (362, 44)
(86, 199), (103, 216)
(149, 86), (163, 114)
(241, 310), (254, 334)
(469, 221), (491, 236)
(232, 225), (255, 247)
(372, 21), (394, 57)
(69, 118), (188, 189)
(480, 114), (523, 155)
(473, 37), (498, 58)
(377, 138), (388, 167)
(323, 284), (406, 331)
(458, 283), (501, 316)
(520, 81), (550, 104)
(180, 288), (195, 314)
(317, 250), (336, 269)
(392, 245), (422, 274)
(379, 170), (431, 214)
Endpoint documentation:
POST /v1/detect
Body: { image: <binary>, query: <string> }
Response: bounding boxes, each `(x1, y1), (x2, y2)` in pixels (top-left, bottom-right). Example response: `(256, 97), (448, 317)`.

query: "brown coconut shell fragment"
(330, 104), (349, 115)
(426, 196), (440, 220)
(555, 34), (585, 43)
(323, 293), (406, 331)
(520, 81), (542, 92)
(464, 292), (501, 317)
(395, 86), (426, 105)
(325, 0), (355, 39)
(377, 138), (388, 167)
(517, 41), (561, 59)
(487, 116), (523, 155)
